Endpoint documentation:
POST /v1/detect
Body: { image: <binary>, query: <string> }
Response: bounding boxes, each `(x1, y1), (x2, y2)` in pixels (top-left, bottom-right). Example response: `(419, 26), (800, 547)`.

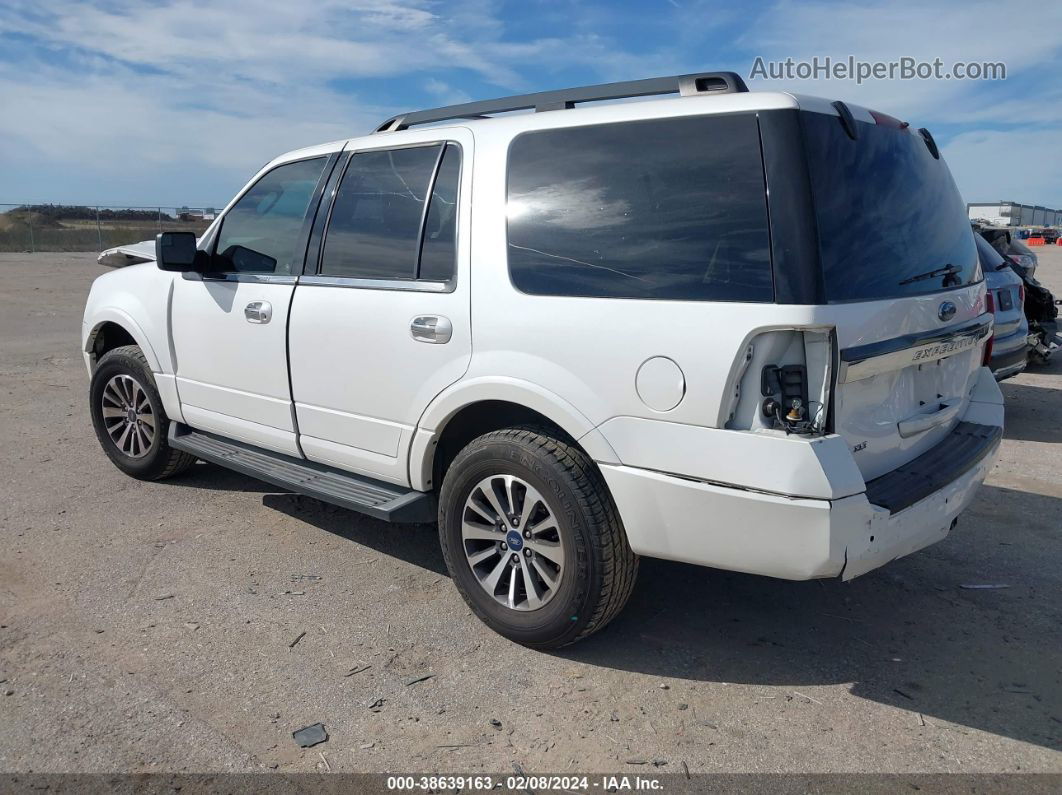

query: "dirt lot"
(1, 250), (1060, 775)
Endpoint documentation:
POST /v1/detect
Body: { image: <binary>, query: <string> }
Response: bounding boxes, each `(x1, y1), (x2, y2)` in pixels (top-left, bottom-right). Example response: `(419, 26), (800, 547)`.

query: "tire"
(89, 345), (197, 481)
(438, 426), (637, 648)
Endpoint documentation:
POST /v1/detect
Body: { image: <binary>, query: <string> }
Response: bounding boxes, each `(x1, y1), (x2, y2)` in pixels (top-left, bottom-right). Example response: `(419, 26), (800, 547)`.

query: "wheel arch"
(84, 310), (162, 373)
(409, 378), (619, 491)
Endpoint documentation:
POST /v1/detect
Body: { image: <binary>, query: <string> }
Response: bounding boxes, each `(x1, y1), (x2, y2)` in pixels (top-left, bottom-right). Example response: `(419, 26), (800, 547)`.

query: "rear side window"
(321, 144), (458, 281)
(213, 157), (327, 275)
(506, 114), (773, 302)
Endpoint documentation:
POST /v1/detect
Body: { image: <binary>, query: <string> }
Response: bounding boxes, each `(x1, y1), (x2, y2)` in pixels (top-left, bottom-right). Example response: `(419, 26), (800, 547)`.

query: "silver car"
(976, 233), (1029, 380)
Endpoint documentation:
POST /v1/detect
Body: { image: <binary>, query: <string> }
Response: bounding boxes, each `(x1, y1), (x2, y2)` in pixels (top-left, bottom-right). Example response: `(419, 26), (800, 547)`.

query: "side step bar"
(168, 424), (436, 523)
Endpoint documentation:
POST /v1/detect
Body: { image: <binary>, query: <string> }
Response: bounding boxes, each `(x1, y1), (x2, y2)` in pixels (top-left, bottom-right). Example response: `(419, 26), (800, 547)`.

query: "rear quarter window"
(506, 114), (773, 302)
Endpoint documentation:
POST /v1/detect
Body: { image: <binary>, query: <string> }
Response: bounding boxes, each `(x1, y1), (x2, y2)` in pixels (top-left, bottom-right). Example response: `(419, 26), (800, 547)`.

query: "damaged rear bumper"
(599, 368), (1004, 582)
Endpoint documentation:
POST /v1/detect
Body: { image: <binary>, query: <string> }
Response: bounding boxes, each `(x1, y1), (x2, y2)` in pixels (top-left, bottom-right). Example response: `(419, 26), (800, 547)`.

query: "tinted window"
(506, 114), (773, 302)
(418, 144), (460, 281)
(213, 157), (326, 274)
(801, 112), (979, 302)
(321, 145), (441, 279)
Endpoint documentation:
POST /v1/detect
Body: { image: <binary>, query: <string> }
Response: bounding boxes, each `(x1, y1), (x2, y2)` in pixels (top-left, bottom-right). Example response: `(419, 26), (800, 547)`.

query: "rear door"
(288, 130), (472, 485)
(796, 107), (988, 481)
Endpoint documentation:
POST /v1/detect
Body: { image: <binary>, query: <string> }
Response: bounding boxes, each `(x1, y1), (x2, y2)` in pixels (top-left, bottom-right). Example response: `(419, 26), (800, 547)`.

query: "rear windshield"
(801, 111), (979, 302)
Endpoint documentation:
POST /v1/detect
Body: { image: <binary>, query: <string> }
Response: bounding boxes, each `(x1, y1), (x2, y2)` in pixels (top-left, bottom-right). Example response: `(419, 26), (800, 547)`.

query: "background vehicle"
(82, 73), (1003, 648)
(974, 232), (1029, 379)
(1008, 260), (1061, 365)
(1038, 228), (1060, 245)
(1005, 238), (1039, 276)
(978, 225), (1039, 277)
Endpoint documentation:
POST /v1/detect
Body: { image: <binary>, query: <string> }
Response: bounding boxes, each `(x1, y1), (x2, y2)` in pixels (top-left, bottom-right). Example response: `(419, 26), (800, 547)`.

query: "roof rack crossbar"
(373, 71), (748, 133)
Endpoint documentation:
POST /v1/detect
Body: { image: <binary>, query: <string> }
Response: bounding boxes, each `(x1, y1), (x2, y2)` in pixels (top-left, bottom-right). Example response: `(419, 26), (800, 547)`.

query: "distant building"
(968, 201), (1062, 228)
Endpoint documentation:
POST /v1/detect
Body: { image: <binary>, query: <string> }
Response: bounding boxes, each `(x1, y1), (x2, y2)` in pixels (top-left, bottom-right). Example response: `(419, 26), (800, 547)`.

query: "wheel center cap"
(505, 530), (523, 551)
(126, 408), (137, 423)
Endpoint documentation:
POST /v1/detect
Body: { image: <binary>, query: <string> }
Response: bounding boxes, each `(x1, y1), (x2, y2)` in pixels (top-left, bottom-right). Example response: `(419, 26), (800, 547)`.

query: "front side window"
(506, 114), (774, 302)
(321, 144), (459, 281)
(212, 157), (327, 274)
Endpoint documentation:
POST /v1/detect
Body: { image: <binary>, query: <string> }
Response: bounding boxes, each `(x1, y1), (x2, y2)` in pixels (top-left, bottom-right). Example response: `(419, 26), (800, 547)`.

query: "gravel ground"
(0, 250), (1060, 775)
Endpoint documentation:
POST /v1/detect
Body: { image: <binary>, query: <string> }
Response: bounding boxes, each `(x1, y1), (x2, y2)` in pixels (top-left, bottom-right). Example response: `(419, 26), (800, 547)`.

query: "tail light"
(869, 109), (909, 129)
(1008, 254), (1022, 265)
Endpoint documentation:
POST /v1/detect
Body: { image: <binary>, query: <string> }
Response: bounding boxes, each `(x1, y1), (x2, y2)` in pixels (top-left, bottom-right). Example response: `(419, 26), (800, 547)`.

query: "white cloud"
(943, 128), (1062, 206)
(0, 0), (533, 203)
(740, 0), (1062, 119)
(0, 0), (1059, 207)
(736, 0), (1062, 205)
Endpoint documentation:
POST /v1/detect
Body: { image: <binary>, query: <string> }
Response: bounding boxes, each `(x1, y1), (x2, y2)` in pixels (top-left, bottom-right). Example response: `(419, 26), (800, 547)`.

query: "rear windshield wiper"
(898, 263), (960, 285)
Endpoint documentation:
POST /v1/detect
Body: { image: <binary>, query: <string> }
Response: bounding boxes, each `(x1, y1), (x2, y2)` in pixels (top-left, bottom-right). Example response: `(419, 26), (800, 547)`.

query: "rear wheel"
(89, 345), (196, 480)
(438, 427), (637, 648)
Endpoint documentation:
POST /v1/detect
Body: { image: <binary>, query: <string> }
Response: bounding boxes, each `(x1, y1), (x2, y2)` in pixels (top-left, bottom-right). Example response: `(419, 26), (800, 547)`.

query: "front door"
(171, 153), (335, 455)
(288, 131), (472, 485)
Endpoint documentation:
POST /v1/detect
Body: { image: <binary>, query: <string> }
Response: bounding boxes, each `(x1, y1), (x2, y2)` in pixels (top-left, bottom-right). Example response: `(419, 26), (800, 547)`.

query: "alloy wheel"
(461, 474), (565, 611)
(100, 374), (156, 459)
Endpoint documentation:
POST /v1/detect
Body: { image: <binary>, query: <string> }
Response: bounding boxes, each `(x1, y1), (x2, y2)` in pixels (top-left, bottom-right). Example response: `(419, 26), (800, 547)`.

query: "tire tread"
(93, 345), (197, 480)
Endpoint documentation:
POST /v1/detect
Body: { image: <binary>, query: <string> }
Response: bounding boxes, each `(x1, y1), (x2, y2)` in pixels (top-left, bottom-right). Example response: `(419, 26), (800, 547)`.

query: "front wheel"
(438, 427), (637, 648)
(89, 345), (197, 480)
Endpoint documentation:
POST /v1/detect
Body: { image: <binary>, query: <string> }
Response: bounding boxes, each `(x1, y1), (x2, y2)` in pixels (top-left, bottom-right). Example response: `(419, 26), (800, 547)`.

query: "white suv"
(82, 72), (1004, 648)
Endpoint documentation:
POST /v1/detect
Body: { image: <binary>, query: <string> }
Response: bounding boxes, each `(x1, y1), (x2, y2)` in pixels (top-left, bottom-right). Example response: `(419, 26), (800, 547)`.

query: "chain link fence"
(0, 204), (223, 253)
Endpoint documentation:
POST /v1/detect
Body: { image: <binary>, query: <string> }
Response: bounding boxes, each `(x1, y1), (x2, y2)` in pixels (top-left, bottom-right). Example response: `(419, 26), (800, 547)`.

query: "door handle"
(244, 301), (272, 324)
(410, 315), (453, 344)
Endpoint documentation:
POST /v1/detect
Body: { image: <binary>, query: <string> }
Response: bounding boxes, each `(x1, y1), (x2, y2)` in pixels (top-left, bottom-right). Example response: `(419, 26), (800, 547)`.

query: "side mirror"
(155, 231), (200, 272)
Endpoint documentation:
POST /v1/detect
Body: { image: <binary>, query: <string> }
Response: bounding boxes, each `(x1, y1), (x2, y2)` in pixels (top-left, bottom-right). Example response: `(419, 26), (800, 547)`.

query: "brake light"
(869, 109), (909, 129)
(982, 334), (994, 366)
(985, 291), (995, 314)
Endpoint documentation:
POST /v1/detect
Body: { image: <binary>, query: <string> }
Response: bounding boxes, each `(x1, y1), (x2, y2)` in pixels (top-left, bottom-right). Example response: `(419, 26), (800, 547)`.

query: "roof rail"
(373, 71), (749, 133)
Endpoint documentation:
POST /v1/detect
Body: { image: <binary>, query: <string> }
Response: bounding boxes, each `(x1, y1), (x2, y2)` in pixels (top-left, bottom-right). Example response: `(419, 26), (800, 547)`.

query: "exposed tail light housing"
(724, 328), (833, 436)
(986, 291), (995, 314)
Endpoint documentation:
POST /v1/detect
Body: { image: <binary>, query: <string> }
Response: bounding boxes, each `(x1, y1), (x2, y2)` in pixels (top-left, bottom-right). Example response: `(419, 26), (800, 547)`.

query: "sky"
(1, 0), (1060, 209)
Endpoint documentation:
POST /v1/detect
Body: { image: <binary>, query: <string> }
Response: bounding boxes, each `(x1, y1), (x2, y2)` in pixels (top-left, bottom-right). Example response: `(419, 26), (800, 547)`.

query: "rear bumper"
(601, 369), (1004, 581)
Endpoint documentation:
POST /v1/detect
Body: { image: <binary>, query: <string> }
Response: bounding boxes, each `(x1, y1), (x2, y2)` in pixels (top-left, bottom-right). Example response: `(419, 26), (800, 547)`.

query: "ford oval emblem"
(938, 301), (957, 322)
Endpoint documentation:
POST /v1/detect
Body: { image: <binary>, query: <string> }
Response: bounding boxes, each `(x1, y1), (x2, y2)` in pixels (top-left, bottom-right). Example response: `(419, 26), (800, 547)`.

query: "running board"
(168, 424), (435, 523)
